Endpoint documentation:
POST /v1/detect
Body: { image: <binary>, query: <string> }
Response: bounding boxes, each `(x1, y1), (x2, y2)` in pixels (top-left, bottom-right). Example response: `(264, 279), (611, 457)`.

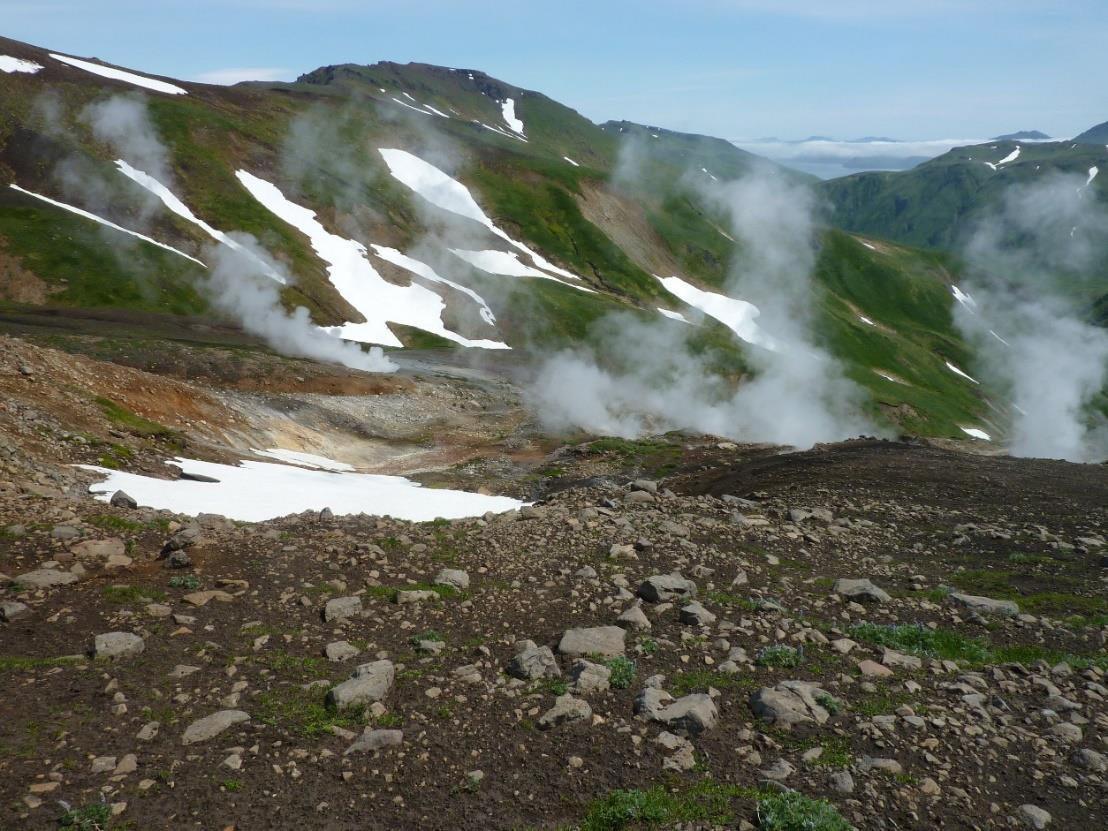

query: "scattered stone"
(91, 632), (145, 660)
(182, 590), (234, 607)
(569, 659), (611, 693)
(653, 693), (718, 735)
(14, 569), (78, 588)
(950, 592), (1019, 617)
(181, 710), (250, 745)
(833, 578), (891, 603)
(558, 625), (625, 658)
(434, 568), (470, 590)
(617, 604), (652, 631)
(749, 681), (832, 728)
(537, 694), (591, 729)
(325, 641), (361, 662)
(679, 600), (717, 626)
(109, 490), (138, 509)
(507, 640), (560, 680)
(326, 660), (395, 710)
(344, 728), (404, 754)
(0, 600), (29, 622)
(638, 574), (697, 603)
(1017, 804), (1052, 829)
(323, 596), (362, 623)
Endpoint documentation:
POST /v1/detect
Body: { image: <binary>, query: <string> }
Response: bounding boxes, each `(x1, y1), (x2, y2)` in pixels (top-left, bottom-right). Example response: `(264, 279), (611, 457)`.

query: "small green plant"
(756, 791), (853, 831)
(410, 630), (445, 646)
(545, 678), (569, 696)
(102, 585), (164, 605)
(221, 778), (242, 792)
(848, 622), (989, 664)
(815, 692), (842, 716)
(375, 712), (402, 728)
(755, 645), (802, 668)
(59, 801), (112, 830)
(605, 656), (637, 689)
(639, 638), (658, 656)
(87, 514), (143, 533)
(168, 575), (201, 590)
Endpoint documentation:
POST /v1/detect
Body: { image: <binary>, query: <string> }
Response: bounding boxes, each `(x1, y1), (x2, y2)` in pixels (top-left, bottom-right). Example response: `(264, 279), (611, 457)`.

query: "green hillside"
(0, 35), (1001, 440)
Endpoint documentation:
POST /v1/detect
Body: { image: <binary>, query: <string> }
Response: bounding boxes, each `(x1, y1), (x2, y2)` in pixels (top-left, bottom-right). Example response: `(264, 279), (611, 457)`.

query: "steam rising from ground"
(529, 164), (873, 448)
(956, 173), (1108, 462)
(204, 237), (395, 373)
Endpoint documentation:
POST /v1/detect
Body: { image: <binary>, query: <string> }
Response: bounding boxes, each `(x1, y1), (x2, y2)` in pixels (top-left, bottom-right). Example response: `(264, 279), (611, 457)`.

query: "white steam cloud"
(81, 94), (173, 188)
(529, 163), (873, 448)
(204, 235), (396, 373)
(956, 172), (1108, 462)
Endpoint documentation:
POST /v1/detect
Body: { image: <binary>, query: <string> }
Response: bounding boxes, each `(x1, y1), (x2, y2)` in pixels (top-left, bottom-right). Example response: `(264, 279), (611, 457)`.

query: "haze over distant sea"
(732, 137), (998, 179)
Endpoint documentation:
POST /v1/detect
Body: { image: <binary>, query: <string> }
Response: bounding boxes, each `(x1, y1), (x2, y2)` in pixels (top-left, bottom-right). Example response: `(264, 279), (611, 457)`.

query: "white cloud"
(194, 66), (292, 85)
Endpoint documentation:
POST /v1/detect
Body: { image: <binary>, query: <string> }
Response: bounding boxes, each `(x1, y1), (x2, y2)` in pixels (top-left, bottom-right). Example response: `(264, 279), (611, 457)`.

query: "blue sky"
(3, 1), (1106, 140)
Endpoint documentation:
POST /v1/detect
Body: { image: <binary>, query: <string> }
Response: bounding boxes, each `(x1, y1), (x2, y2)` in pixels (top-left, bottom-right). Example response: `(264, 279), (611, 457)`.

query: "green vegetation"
(95, 397), (177, 440)
(59, 802), (113, 830)
(757, 791), (854, 831)
(87, 514), (144, 533)
(605, 656), (637, 689)
(848, 622), (990, 663)
(0, 655), (85, 673)
(669, 670), (754, 697)
(256, 685), (366, 736)
(102, 585), (166, 605)
(168, 575), (201, 591)
(755, 645), (802, 668)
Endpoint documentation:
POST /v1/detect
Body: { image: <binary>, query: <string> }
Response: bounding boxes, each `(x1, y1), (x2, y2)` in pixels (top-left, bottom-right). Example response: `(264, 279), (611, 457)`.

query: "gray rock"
(396, 590), (437, 604)
(617, 604), (651, 631)
(110, 490), (138, 509)
(167, 550), (191, 569)
(51, 525), (80, 541)
(326, 660), (395, 710)
(1018, 804), (1051, 829)
(434, 569), (470, 590)
(538, 694), (591, 729)
(638, 574), (697, 603)
(0, 600), (29, 622)
(860, 756), (903, 775)
(833, 578), (891, 603)
(950, 592), (1019, 616)
(323, 595), (362, 623)
(15, 569), (78, 588)
(830, 771), (855, 794)
(507, 640), (560, 680)
(344, 728), (404, 754)
(760, 759), (795, 781)
(181, 710), (250, 745)
(558, 626), (626, 658)
(569, 659), (612, 693)
(653, 693), (718, 735)
(325, 641), (361, 662)
(634, 687), (674, 720)
(71, 538), (125, 560)
(631, 479), (658, 493)
(749, 680), (832, 728)
(91, 632), (144, 659)
(679, 601), (717, 626)
(625, 490), (655, 505)
(1072, 748), (1107, 773)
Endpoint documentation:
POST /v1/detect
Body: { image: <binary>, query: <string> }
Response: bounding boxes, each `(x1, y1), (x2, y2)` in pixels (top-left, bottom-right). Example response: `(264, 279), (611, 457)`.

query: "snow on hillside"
(945, 361), (979, 384)
(378, 148), (593, 292)
(50, 53), (187, 95)
(984, 145), (1020, 171)
(252, 448), (355, 471)
(81, 457), (523, 522)
(657, 275), (774, 349)
(450, 248), (568, 285)
(236, 170), (509, 350)
(960, 427), (992, 441)
(501, 98), (525, 136)
(370, 245), (500, 328)
(9, 183), (203, 265)
(115, 160), (285, 283)
(0, 55), (42, 73)
(656, 307), (690, 323)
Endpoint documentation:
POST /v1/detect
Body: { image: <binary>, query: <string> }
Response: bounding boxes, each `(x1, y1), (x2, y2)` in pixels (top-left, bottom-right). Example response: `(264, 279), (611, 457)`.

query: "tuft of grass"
(848, 622), (989, 664)
(365, 583), (464, 603)
(0, 655), (85, 673)
(755, 645), (802, 668)
(94, 396), (177, 440)
(704, 590), (760, 611)
(255, 686), (364, 736)
(605, 656), (637, 689)
(669, 670), (754, 697)
(102, 585), (165, 605)
(87, 514), (143, 533)
(168, 575), (201, 590)
(756, 791), (854, 831)
(59, 801), (112, 830)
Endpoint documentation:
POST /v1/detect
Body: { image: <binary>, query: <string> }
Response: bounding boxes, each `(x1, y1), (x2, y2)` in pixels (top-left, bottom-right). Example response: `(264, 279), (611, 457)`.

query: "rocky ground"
(1, 334), (1107, 830)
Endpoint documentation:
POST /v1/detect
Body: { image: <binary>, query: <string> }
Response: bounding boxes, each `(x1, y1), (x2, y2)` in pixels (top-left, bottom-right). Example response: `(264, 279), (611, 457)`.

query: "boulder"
(434, 569), (470, 590)
(91, 632), (144, 659)
(181, 710), (250, 745)
(15, 569), (78, 588)
(679, 601), (717, 626)
(832, 578), (891, 603)
(537, 694), (591, 729)
(653, 693), (718, 735)
(637, 574), (697, 603)
(326, 660), (395, 710)
(344, 728), (404, 754)
(950, 593), (1019, 616)
(323, 595), (362, 622)
(558, 626), (625, 658)
(109, 491), (138, 509)
(569, 659), (611, 693)
(749, 680), (833, 728)
(507, 640), (560, 680)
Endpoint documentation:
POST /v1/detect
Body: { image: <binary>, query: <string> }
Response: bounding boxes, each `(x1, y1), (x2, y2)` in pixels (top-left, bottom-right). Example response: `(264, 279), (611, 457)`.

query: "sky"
(3, 1), (1106, 142)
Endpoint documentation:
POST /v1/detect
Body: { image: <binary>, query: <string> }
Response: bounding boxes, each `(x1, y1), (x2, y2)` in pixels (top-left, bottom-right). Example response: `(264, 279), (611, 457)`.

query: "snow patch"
(858, 315), (876, 326)
(657, 275), (774, 350)
(951, 285), (977, 312)
(996, 146), (1020, 165)
(50, 53), (187, 95)
(861, 241), (877, 251)
(378, 148), (593, 292)
(960, 427), (992, 441)
(945, 361), (979, 384)
(9, 183), (203, 265)
(115, 160), (284, 283)
(370, 245), (501, 330)
(563, 156), (580, 167)
(501, 97), (525, 136)
(0, 55), (43, 74)
(657, 307), (690, 324)
(1087, 166), (1099, 187)
(390, 97), (432, 116)
(451, 249), (563, 283)
(873, 370), (905, 384)
(80, 458), (523, 523)
(235, 170), (510, 350)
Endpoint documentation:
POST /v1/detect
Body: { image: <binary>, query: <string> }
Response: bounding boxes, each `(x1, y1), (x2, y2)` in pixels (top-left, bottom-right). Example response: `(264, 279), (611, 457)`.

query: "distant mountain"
(992, 130), (1050, 141)
(821, 139), (1107, 251)
(850, 136), (900, 143)
(1075, 119), (1108, 144)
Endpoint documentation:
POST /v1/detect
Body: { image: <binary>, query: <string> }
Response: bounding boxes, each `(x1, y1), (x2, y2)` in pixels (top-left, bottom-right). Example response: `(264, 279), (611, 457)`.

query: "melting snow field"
(451, 248), (567, 283)
(0, 55), (43, 73)
(1087, 166), (1099, 187)
(984, 145), (1020, 171)
(858, 315), (877, 326)
(236, 171), (508, 350)
(945, 361), (979, 384)
(51, 53), (187, 95)
(657, 307), (690, 323)
(951, 285), (977, 311)
(657, 275), (774, 349)
(81, 457), (524, 523)
(251, 448), (355, 471)
(960, 427), (992, 441)
(9, 183), (203, 265)
(371, 245), (500, 330)
(563, 156), (580, 167)
(378, 148), (593, 292)
(115, 160), (285, 283)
